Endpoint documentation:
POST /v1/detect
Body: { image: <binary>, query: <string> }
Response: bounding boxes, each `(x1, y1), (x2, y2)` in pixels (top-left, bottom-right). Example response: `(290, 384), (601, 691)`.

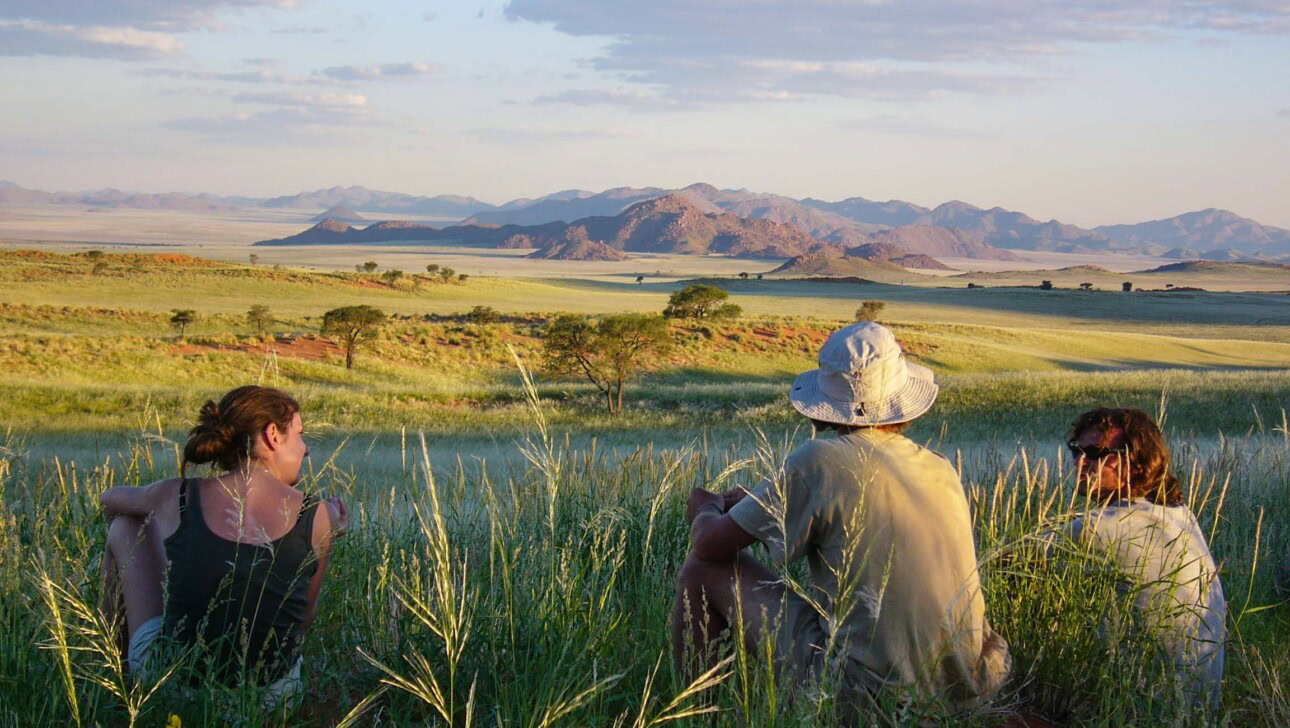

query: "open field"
(2, 249), (1289, 726)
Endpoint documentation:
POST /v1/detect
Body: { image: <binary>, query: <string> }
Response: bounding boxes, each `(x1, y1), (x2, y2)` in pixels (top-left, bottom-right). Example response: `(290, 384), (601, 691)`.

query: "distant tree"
(426, 263), (440, 275)
(438, 267), (457, 283)
(1122, 281), (1133, 292)
(321, 305), (386, 370)
(248, 253), (260, 266)
(91, 262), (109, 276)
(967, 283), (981, 289)
(663, 284), (735, 321)
(738, 272), (749, 280)
(1079, 282), (1093, 291)
(542, 313), (672, 413)
(636, 275), (645, 284)
(465, 305), (500, 324)
(381, 269), (404, 286)
(247, 304), (273, 334)
(855, 300), (886, 322)
(457, 273), (469, 283)
(170, 309), (196, 340)
(756, 273), (764, 280)
(1040, 280), (1053, 290)
(361, 261), (379, 273)
(1165, 283), (1174, 289)
(85, 250), (104, 260)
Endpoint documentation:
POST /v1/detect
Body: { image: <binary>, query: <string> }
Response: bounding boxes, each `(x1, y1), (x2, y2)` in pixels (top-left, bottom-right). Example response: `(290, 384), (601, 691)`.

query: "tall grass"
(3, 387), (1289, 726)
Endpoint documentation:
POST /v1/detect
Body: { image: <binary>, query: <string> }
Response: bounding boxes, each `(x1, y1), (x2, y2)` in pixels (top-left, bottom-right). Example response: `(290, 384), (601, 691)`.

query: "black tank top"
(163, 478), (319, 683)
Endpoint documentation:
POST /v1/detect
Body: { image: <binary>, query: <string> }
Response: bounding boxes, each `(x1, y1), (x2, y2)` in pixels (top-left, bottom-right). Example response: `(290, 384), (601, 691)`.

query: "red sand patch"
(172, 335), (343, 361)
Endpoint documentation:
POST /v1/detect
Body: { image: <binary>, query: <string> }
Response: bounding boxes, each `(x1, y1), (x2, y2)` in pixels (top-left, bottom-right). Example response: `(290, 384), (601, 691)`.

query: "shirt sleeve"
(727, 448), (819, 565)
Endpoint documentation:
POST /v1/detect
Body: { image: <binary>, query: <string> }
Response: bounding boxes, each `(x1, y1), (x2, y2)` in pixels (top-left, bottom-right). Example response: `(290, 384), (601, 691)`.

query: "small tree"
(247, 304), (273, 334)
(438, 267), (456, 283)
(756, 273), (764, 280)
(738, 272), (749, 280)
(636, 275), (645, 284)
(321, 305), (386, 369)
(465, 305), (500, 324)
(91, 262), (109, 276)
(1040, 280), (1053, 290)
(855, 300), (886, 322)
(1122, 281), (1133, 292)
(248, 253), (260, 265)
(426, 263), (440, 274)
(457, 273), (469, 283)
(362, 261), (379, 273)
(663, 284), (734, 322)
(170, 309), (196, 340)
(1079, 282), (1093, 291)
(381, 269), (404, 287)
(542, 313), (672, 413)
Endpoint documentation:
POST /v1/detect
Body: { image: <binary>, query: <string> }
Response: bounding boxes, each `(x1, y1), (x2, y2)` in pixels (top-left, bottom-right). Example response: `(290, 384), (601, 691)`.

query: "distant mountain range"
(4, 180), (1289, 260)
(256, 195), (828, 259)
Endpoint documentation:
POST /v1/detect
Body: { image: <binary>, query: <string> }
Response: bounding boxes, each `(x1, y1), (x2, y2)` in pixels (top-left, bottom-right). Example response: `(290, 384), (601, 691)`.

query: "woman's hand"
(720, 486), (749, 511)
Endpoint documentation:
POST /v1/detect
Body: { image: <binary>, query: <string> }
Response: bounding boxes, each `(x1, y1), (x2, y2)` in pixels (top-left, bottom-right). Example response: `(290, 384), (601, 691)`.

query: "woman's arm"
(99, 478), (181, 519)
(302, 497), (348, 631)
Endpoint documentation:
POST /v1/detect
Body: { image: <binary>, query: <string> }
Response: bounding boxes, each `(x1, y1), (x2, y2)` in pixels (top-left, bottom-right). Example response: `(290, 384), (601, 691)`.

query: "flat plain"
(1, 207), (1288, 727)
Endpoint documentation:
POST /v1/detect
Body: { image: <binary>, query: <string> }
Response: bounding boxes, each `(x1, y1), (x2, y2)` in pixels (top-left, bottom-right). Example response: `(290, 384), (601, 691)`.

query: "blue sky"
(2, 0), (1288, 227)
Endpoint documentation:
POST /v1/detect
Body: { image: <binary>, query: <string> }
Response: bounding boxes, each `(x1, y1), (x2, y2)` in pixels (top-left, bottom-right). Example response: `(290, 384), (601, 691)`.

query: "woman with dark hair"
(1062, 407), (1225, 708)
(98, 385), (348, 707)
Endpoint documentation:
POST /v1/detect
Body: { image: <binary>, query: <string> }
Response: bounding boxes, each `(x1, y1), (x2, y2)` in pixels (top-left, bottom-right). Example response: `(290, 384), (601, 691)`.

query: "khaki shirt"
(728, 429), (1010, 708)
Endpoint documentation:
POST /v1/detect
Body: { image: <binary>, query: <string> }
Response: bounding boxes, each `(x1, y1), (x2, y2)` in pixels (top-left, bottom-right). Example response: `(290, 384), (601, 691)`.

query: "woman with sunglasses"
(1061, 406), (1225, 710)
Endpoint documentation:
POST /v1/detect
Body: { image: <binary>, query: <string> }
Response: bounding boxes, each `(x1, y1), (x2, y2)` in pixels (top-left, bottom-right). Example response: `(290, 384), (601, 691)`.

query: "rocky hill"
(843, 242), (951, 270)
(526, 238), (627, 261)
(769, 251), (911, 278)
(1095, 209), (1290, 256)
(863, 225), (1016, 261)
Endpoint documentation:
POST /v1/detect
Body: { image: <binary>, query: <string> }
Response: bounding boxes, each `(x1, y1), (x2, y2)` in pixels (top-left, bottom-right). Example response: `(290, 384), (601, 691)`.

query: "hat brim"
(789, 361), (938, 426)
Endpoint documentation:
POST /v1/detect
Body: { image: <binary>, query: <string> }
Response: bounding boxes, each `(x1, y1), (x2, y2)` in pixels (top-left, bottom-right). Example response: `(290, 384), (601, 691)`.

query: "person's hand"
(720, 486), (749, 511)
(686, 488), (723, 525)
(327, 497), (349, 538)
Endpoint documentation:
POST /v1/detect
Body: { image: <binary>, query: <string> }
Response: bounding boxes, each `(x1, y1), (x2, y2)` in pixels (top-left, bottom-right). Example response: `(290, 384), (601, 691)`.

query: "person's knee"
(107, 514), (154, 556)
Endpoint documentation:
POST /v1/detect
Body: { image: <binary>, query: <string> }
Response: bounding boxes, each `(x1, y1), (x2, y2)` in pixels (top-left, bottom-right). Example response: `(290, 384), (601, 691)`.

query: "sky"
(2, 0), (1289, 228)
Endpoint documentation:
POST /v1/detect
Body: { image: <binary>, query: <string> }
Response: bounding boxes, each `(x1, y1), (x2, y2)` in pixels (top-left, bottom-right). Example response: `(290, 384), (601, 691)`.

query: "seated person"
(1058, 407), (1225, 708)
(672, 322), (1010, 721)
(99, 385), (347, 706)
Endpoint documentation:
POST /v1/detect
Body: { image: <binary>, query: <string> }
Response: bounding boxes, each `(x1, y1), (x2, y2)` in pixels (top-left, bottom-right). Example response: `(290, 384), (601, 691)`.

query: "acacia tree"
(855, 300), (885, 321)
(170, 309), (195, 340)
(542, 313), (672, 413)
(321, 305), (386, 369)
(247, 304), (273, 334)
(663, 284), (741, 322)
(362, 261), (379, 273)
(381, 269), (404, 287)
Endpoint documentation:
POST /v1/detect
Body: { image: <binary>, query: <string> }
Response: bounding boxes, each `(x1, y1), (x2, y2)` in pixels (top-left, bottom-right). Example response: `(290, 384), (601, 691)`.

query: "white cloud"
(161, 104), (369, 143)
(321, 62), (442, 81)
(0, 0), (297, 58)
(0, 19), (184, 59)
(503, 1), (1290, 105)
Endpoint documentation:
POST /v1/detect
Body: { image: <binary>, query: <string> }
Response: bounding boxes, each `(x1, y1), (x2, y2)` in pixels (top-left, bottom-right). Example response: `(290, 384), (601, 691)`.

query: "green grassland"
(2, 249), (1289, 726)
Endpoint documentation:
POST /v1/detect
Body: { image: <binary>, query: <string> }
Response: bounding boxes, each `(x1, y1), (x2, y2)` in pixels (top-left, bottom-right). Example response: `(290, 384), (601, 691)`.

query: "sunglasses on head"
(1067, 439), (1124, 461)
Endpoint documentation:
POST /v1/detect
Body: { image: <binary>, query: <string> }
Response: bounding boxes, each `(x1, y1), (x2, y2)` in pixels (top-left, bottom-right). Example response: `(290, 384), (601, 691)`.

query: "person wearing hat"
(671, 321), (1011, 719)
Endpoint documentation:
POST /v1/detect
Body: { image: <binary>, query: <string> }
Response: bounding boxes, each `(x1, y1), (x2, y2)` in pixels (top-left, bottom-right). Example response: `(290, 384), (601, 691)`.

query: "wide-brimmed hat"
(790, 322), (938, 426)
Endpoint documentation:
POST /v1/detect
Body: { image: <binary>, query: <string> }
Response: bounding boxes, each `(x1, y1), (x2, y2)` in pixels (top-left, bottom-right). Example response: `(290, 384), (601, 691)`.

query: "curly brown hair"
(1069, 407), (1182, 506)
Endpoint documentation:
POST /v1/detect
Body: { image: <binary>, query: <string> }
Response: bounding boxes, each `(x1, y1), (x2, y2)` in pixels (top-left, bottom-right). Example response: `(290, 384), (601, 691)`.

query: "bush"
(1040, 280), (1053, 290)
(465, 305), (501, 324)
(855, 300), (886, 321)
